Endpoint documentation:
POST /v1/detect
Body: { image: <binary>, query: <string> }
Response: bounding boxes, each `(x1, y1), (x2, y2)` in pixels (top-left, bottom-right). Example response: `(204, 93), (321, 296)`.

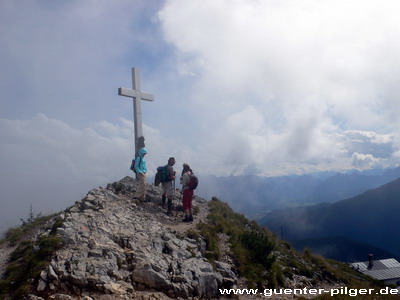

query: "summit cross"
(118, 68), (154, 156)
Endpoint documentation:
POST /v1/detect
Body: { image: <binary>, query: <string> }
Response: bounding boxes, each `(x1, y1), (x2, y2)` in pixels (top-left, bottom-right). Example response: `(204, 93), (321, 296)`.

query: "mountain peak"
(39, 177), (231, 299)
(261, 177), (400, 261)
(0, 176), (390, 299)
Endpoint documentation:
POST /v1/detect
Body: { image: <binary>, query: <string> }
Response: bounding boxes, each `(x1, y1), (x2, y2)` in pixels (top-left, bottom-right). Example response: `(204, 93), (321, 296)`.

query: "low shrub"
(197, 198), (277, 286)
(0, 215), (63, 299)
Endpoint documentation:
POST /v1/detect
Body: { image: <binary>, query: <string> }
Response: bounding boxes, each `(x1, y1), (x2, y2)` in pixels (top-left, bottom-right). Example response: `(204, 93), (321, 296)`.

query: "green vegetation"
(196, 197), (400, 296)
(192, 205), (200, 215)
(197, 198), (277, 286)
(0, 212), (64, 299)
(1, 214), (57, 247)
(19, 203), (42, 226)
(1, 203), (58, 247)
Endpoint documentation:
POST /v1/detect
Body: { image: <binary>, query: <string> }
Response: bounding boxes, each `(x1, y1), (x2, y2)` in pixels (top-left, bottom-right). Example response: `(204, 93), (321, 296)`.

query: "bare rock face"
(35, 177), (236, 299)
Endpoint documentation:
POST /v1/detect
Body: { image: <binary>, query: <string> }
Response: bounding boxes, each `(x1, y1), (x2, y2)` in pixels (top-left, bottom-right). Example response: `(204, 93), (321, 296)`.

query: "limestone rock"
(30, 176), (236, 299)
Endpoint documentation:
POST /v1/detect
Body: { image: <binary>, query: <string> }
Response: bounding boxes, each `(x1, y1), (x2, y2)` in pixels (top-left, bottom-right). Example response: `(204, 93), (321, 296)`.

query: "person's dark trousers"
(161, 194), (166, 208)
(167, 198), (172, 214)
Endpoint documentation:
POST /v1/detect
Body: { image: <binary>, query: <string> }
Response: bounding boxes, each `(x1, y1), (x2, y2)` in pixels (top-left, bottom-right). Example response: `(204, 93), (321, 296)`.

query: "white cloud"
(158, 0), (400, 174)
(2, 114), (133, 180)
(351, 152), (380, 169)
(343, 130), (395, 159)
(0, 113), (199, 233)
(344, 130), (394, 145)
(160, 0), (400, 112)
(0, 114), (133, 232)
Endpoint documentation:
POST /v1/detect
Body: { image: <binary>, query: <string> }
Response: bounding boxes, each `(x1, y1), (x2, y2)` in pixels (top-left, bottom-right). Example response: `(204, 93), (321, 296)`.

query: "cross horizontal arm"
(118, 87), (136, 98)
(118, 87), (154, 101)
(140, 92), (154, 101)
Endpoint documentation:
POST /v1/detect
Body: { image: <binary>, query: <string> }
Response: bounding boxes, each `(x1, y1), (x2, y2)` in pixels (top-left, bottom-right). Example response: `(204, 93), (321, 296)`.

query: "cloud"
(343, 130), (395, 159)
(0, 1), (166, 126)
(3, 0), (400, 180)
(0, 113), (199, 233)
(0, 114), (133, 232)
(351, 152), (380, 169)
(198, 104), (399, 176)
(1, 114), (132, 180)
(158, 0), (400, 174)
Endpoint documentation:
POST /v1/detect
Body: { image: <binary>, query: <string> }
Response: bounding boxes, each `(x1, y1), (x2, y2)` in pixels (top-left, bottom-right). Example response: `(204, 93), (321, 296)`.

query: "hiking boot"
(161, 195), (166, 208)
(188, 215), (193, 222)
(167, 199), (172, 215)
(183, 216), (189, 222)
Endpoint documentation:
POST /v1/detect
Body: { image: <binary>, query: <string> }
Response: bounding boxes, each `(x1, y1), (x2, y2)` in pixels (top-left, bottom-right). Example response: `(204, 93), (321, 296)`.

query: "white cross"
(118, 68), (154, 156)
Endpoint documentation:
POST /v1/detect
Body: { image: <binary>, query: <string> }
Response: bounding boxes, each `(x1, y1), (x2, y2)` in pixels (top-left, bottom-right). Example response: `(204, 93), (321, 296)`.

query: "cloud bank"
(0, 113), (199, 232)
(0, 114), (129, 230)
(159, 0), (400, 175)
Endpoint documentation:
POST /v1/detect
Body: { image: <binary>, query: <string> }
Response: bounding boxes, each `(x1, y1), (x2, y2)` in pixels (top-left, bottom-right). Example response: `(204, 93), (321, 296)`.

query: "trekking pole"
(177, 187), (183, 219)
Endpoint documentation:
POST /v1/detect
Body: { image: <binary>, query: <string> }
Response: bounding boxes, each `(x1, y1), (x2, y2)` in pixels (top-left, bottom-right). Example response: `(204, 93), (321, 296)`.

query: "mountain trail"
(117, 192), (210, 234)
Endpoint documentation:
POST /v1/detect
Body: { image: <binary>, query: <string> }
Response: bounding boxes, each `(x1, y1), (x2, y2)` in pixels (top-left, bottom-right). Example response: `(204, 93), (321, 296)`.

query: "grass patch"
(197, 198), (398, 293)
(1, 214), (59, 247)
(0, 215), (64, 299)
(192, 206), (200, 215)
(197, 198), (277, 286)
(197, 223), (220, 261)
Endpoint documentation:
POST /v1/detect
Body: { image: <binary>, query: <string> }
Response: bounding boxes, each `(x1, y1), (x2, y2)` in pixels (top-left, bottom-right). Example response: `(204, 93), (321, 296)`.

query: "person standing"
(180, 163), (194, 222)
(134, 147), (148, 202)
(161, 157), (176, 214)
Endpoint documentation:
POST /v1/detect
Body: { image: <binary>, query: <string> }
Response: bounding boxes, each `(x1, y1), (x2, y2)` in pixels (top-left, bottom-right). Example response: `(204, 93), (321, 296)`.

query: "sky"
(1, 0), (400, 233)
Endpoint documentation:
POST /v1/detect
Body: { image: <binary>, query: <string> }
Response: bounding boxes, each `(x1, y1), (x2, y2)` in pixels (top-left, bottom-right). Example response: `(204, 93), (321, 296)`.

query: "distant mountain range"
(200, 167), (400, 217)
(259, 177), (400, 260)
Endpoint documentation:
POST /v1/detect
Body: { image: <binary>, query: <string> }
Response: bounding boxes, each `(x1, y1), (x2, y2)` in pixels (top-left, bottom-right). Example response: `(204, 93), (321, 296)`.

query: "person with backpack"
(180, 163), (195, 222)
(133, 147), (148, 202)
(161, 157), (176, 214)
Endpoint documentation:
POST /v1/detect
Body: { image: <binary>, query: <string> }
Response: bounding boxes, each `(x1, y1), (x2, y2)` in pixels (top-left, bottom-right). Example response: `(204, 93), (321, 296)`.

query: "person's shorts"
(161, 181), (174, 198)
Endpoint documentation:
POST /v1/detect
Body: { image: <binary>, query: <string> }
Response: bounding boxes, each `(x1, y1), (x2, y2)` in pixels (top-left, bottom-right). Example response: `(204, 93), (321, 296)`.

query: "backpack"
(130, 157), (142, 174)
(154, 165), (170, 186)
(188, 173), (199, 190)
(154, 170), (161, 186)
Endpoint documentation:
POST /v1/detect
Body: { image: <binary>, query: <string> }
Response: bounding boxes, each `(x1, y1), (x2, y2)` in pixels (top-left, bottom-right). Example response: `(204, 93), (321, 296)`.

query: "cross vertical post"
(118, 68), (154, 157)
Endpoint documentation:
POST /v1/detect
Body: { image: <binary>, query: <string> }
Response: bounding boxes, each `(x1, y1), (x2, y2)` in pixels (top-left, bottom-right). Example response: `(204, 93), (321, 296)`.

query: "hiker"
(180, 163), (194, 222)
(161, 157), (176, 214)
(133, 147), (148, 202)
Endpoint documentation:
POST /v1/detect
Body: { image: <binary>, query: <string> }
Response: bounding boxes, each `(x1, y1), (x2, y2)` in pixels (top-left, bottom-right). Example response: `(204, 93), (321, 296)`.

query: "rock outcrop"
(33, 177), (237, 299)
(4, 176), (369, 300)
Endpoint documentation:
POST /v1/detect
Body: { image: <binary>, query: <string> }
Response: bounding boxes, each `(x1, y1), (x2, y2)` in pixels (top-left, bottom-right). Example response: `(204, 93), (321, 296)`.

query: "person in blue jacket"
(134, 147), (147, 202)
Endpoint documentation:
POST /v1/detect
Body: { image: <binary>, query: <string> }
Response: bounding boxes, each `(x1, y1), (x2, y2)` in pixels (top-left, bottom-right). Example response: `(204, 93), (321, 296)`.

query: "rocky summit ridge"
(48, 177), (235, 299)
(1, 176), (381, 300)
(1, 177), (238, 300)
